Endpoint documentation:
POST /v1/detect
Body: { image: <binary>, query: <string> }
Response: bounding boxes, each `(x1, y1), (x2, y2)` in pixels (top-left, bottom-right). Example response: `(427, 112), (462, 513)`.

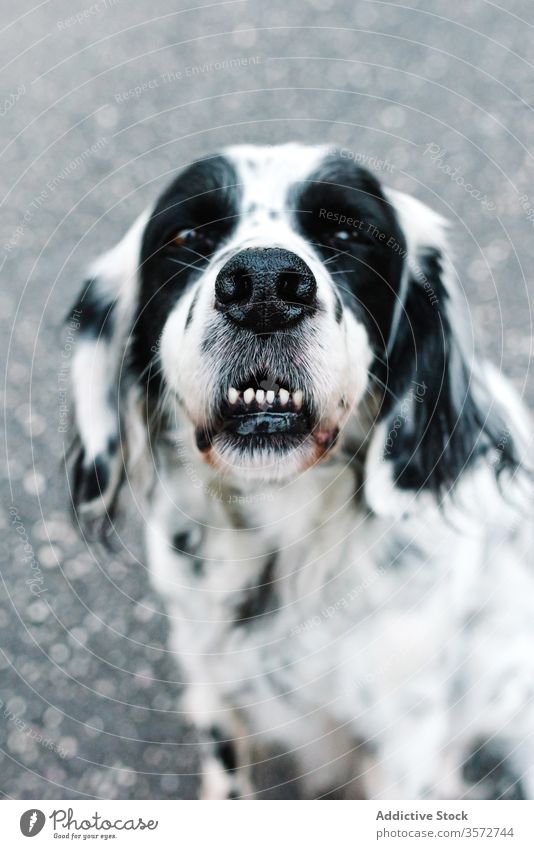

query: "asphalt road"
(1, 0), (533, 799)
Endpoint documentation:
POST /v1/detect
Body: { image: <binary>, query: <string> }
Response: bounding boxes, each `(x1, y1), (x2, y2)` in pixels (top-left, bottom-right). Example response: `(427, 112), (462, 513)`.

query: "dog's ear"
(66, 212), (149, 528)
(364, 190), (519, 515)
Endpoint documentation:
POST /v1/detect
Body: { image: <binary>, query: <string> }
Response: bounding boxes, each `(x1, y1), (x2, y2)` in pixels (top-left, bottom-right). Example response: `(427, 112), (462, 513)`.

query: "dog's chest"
(146, 462), (463, 716)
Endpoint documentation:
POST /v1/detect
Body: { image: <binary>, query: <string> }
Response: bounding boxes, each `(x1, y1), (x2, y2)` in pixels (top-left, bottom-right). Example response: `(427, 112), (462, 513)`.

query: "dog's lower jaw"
(195, 429), (342, 485)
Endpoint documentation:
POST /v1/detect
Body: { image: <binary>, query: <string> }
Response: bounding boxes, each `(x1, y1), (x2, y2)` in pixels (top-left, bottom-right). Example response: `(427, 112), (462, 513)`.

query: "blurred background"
(1, 0), (533, 799)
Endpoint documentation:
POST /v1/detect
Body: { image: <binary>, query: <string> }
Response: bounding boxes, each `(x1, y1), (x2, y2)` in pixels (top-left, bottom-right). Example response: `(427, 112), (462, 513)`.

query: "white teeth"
(293, 390), (303, 409)
(234, 385), (302, 408)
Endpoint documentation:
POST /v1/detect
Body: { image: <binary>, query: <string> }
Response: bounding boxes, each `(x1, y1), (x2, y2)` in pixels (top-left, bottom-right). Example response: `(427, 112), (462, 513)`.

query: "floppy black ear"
(66, 212), (149, 526)
(364, 190), (519, 510)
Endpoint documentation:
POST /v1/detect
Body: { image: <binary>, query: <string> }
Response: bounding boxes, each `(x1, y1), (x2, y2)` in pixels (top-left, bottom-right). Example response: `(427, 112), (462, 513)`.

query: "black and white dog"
(68, 144), (533, 799)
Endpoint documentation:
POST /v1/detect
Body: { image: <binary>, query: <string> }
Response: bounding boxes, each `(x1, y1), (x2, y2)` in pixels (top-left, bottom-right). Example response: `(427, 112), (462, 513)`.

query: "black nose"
(214, 247), (317, 333)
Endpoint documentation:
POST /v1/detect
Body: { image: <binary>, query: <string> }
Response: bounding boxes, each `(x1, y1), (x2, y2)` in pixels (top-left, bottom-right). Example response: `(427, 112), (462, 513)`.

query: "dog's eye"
(331, 229), (360, 243)
(171, 228), (214, 251)
(325, 227), (378, 251)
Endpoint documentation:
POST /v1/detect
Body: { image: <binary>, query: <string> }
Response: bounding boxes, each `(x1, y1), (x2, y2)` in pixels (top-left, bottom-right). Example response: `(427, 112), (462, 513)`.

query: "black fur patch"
(171, 530), (203, 576)
(79, 454), (109, 502)
(185, 290), (199, 329)
(70, 278), (115, 340)
(380, 248), (518, 496)
(235, 552), (278, 626)
(293, 153), (406, 353)
(334, 293), (343, 324)
(72, 434), (118, 508)
(210, 726), (238, 772)
(463, 741), (525, 799)
(294, 156), (518, 497)
(133, 155), (242, 389)
(172, 531), (193, 552)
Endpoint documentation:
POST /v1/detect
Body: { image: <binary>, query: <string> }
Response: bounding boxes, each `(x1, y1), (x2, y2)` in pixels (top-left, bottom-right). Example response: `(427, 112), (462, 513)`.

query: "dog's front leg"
(182, 684), (255, 799)
(362, 702), (448, 799)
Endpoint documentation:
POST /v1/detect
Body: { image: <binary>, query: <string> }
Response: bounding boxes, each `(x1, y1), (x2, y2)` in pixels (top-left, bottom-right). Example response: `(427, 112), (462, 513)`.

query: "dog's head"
(66, 143), (517, 522)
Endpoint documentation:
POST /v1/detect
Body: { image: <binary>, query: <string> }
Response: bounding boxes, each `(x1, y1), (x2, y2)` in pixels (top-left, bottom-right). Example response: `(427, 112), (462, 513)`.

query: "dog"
(67, 143), (533, 799)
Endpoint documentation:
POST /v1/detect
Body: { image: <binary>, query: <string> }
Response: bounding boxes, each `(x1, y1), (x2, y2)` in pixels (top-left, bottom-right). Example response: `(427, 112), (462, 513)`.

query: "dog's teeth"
(266, 390), (275, 404)
(293, 390), (303, 409)
(243, 387), (255, 404)
(279, 388), (289, 405)
(228, 387), (239, 404)
(256, 389), (265, 404)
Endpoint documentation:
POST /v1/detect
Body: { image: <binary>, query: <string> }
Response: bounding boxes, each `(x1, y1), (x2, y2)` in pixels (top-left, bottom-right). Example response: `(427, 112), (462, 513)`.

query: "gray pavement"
(1, 0), (533, 799)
